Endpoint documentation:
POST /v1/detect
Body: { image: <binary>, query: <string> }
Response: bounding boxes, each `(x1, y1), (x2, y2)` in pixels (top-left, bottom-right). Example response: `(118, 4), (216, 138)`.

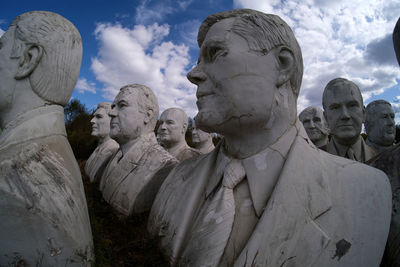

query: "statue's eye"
(207, 46), (227, 62)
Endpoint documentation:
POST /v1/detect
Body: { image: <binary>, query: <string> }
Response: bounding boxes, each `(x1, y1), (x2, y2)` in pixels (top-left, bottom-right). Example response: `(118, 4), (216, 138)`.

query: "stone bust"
(99, 84), (177, 217)
(365, 100), (396, 153)
(85, 102), (119, 183)
(367, 21), (400, 266)
(0, 11), (93, 265)
(323, 78), (376, 162)
(148, 9), (391, 267)
(157, 107), (200, 161)
(299, 106), (329, 149)
(191, 120), (215, 153)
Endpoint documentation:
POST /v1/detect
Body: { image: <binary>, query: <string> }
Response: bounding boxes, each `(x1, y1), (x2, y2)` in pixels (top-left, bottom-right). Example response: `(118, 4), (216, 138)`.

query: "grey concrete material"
(365, 100), (396, 153)
(85, 138), (119, 183)
(149, 8), (391, 266)
(0, 106), (94, 266)
(191, 124), (215, 154)
(322, 77), (376, 162)
(99, 84), (178, 217)
(85, 103), (119, 183)
(0, 11), (93, 266)
(299, 106), (329, 148)
(158, 107), (201, 161)
(368, 144), (400, 267)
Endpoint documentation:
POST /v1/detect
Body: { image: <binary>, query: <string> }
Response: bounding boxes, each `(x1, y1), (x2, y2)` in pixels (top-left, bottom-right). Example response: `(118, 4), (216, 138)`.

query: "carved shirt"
(149, 120), (391, 267)
(326, 136), (376, 162)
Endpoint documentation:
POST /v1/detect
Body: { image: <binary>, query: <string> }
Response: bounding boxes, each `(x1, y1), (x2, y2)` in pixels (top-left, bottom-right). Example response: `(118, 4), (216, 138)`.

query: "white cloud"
(91, 22), (197, 116)
(75, 78), (97, 94)
(234, 0), (400, 113)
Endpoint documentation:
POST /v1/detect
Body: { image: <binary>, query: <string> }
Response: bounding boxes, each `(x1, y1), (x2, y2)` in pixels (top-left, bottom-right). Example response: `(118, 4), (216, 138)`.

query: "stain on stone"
(332, 239), (351, 261)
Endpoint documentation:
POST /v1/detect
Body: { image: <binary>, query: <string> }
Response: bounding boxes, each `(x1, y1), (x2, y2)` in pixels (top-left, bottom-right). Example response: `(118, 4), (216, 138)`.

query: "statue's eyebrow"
(201, 39), (227, 52)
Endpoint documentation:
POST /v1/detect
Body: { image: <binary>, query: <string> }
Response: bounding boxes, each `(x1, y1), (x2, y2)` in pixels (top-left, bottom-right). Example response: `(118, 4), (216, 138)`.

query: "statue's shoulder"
(320, 149), (391, 194)
(146, 142), (179, 165)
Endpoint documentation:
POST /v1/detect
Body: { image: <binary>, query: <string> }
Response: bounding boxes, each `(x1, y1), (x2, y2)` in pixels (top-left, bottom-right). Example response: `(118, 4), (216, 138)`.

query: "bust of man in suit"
(148, 9), (391, 267)
(0, 11), (93, 265)
(299, 106), (329, 149)
(365, 100), (396, 153)
(157, 107), (200, 161)
(323, 78), (376, 162)
(85, 102), (119, 183)
(99, 84), (177, 217)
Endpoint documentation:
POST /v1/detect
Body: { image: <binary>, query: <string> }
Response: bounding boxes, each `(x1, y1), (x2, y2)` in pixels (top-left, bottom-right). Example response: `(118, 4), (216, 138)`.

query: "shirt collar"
(332, 136), (362, 160)
(206, 122), (299, 217)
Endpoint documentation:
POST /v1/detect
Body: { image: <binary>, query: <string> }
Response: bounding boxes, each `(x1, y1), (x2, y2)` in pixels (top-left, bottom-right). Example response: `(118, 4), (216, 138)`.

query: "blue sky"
(1, 0), (400, 123)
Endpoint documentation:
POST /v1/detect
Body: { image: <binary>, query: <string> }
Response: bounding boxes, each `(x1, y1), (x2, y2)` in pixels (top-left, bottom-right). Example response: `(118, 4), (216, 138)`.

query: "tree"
(64, 99), (97, 160)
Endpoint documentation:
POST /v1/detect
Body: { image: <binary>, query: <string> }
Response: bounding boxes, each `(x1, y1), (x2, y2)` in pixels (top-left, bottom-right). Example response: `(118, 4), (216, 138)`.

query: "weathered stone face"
(366, 101), (396, 150)
(299, 106), (329, 147)
(157, 108), (187, 146)
(109, 89), (146, 145)
(91, 106), (112, 139)
(323, 80), (365, 146)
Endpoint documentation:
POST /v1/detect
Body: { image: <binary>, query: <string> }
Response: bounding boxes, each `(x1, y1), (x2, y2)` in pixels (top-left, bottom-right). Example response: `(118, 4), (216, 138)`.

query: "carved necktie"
(180, 158), (246, 266)
(346, 147), (356, 161)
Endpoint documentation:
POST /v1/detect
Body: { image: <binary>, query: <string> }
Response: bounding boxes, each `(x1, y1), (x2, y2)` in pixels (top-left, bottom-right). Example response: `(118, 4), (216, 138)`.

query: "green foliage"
(64, 99), (97, 160)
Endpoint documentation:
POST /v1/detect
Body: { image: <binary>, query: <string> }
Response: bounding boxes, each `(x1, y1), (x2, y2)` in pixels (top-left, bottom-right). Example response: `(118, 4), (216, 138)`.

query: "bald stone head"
(322, 78), (365, 146)
(299, 106), (329, 148)
(158, 108), (188, 149)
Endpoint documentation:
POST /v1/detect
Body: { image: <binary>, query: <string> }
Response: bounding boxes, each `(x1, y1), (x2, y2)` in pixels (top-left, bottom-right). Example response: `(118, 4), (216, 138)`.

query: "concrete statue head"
(365, 100), (396, 152)
(158, 107), (188, 148)
(187, 9), (303, 157)
(299, 106), (329, 148)
(157, 107), (200, 161)
(323, 78), (365, 146)
(191, 120), (215, 153)
(109, 84), (158, 148)
(91, 102), (112, 141)
(0, 11), (82, 127)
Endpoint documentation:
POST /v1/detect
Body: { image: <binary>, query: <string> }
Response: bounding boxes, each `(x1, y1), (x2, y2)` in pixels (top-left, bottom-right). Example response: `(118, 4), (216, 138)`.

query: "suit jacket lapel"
(169, 142), (222, 264)
(101, 147), (139, 203)
(235, 129), (332, 267)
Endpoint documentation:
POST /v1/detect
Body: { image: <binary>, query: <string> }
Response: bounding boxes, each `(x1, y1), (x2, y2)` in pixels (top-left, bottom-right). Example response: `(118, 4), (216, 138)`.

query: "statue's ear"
(182, 121), (188, 134)
(14, 44), (43, 80)
(144, 109), (153, 125)
(276, 46), (294, 87)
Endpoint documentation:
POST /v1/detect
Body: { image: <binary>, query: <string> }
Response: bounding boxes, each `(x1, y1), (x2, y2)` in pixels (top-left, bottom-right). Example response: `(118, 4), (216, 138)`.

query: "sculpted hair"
(322, 78), (363, 109)
(97, 102), (112, 113)
(10, 11), (82, 106)
(120, 84), (159, 129)
(198, 9), (303, 97)
(365, 100), (392, 128)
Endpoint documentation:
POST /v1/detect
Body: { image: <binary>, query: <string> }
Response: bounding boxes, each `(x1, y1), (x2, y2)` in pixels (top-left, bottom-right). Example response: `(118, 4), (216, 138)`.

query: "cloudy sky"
(1, 0), (400, 122)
